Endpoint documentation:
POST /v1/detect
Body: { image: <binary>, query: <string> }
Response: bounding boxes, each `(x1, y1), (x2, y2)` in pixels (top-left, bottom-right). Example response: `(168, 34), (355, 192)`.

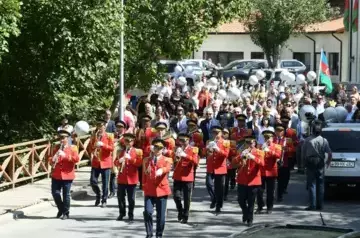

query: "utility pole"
(118, 0), (125, 120)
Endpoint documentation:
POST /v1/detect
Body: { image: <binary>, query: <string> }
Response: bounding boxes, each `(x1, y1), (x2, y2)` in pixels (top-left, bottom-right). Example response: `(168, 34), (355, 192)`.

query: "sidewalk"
(0, 167), (91, 215)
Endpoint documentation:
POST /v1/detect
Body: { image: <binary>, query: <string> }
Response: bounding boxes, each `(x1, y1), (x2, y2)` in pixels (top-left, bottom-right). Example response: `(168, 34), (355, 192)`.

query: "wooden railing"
(0, 134), (93, 190)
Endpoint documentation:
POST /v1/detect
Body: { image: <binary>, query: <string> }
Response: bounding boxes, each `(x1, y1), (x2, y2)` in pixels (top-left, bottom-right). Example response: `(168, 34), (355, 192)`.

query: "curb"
(0, 186), (88, 225)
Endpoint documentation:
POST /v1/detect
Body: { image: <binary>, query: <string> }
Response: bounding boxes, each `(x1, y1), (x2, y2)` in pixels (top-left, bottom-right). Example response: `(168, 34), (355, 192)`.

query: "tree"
(0, 0), (21, 62)
(0, 0), (251, 144)
(243, 0), (338, 69)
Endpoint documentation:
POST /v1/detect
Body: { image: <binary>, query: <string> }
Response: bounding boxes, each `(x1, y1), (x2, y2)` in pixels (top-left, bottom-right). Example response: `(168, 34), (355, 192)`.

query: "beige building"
(194, 18), (355, 83)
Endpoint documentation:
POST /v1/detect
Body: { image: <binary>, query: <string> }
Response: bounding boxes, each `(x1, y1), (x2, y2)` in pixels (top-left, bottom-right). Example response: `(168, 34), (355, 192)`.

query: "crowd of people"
(50, 71), (360, 238)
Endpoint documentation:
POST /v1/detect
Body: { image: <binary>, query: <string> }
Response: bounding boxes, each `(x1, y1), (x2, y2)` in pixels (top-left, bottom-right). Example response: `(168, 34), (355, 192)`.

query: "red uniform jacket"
(49, 145), (80, 180)
(114, 147), (143, 185)
(142, 128), (157, 158)
(142, 155), (173, 197)
(173, 146), (199, 182)
(233, 148), (264, 186)
(261, 143), (282, 177)
(190, 131), (205, 157)
(274, 130), (297, 168)
(163, 137), (176, 158)
(206, 139), (230, 175)
(89, 132), (115, 169)
(227, 140), (238, 169)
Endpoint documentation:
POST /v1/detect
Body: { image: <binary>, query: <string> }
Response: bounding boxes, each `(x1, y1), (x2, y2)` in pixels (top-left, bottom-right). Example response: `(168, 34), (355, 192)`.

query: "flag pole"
(316, 48), (322, 87)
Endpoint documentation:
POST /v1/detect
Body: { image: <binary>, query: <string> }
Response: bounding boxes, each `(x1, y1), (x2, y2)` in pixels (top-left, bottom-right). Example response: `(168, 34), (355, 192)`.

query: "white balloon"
(217, 89), (227, 100)
(228, 87), (241, 101)
(177, 76), (187, 86)
(280, 70), (290, 81)
(74, 121), (90, 136)
(185, 66), (193, 74)
(335, 106), (347, 123)
(286, 73), (296, 85)
(299, 105), (316, 122)
(194, 81), (204, 91)
(249, 75), (259, 86)
(307, 71), (317, 82)
(296, 74), (306, 85)
(208, 77), (218, 86)
(256, 70), (266, 80)
(174, 65), (183, 73)
(324, 107), (337, 122)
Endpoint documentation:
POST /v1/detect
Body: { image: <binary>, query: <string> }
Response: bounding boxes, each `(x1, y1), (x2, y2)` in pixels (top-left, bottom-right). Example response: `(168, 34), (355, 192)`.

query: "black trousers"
(206, 173), (225, 209)
(224, 168), (236, 197)
(277, 166), (290, 199)
(173, 180), (193, 218)
(257, 177), (276, 210)
(237, 185), (259, 222)
(138, 166), (143, 189)
(117, 184), (136, 217)
(110, 172), (116, 194)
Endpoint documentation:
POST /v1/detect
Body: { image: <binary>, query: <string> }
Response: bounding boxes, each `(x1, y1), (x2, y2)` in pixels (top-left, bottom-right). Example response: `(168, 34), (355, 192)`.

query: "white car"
(181, 59), (219, 71)
(322, 123), (360, 196)
(280, 59), (307, 74)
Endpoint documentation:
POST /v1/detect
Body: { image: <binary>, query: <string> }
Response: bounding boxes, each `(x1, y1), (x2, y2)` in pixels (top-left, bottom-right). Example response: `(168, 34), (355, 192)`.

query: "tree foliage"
(0, 0), (21, 62)
(0, 0), (251, 144)
(243, 0), (337, 68)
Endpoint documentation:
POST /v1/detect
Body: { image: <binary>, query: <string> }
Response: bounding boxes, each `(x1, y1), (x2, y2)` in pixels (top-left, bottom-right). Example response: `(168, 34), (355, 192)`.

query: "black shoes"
(117, 215), (124, 221)
(224, 196), (228, 201)
(129, 215), (134, 222)
(61, 214), (69, 220)
(95, 198), (100, 207)
(56, 211), (62, 218)
(101, 202), (107, 208)
(108, 192), (115, 198)
(305, 206), (316, 211)
(247, 220), (253, 227)
(177, 212), (183, 222)
(210, 202), (216, 209)
(266, 209), (272, 214)
(215, 208), (221, 215)
(181, 217), (188, 224)
(255, 208), (263, 214)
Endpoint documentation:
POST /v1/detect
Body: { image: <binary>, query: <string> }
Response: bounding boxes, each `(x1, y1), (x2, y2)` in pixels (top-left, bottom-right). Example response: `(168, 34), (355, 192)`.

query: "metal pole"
(118, 0), (125, 120)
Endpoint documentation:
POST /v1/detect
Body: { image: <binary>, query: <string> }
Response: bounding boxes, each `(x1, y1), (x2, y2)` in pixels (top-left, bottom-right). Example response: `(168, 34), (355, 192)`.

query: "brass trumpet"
(52, 143), (65, 169)
(119, 146), (130, 173)
(93, 130), (102, 162)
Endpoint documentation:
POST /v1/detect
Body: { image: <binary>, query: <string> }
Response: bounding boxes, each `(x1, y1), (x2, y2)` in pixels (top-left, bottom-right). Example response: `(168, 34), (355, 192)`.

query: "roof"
(211, 17), (345, 34)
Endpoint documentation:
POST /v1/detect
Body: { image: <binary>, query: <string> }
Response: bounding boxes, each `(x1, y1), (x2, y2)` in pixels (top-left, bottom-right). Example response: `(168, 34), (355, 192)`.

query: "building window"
(328, 53), (339, 75)
(203, 51), (244, 66)
(293, 52), (311, 71)
(251, 52), (265, 59)
(315, 51), (326, 72)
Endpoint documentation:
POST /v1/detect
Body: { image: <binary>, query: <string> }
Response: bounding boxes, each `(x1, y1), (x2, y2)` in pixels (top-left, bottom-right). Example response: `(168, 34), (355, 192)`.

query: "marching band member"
(114, 133), (143, 221)
(275, 117), (297, 201)
(186, 119), (205, 188)
(143, 139), (173, 238)
(173, 133), (199, 224)
(227, 114), (253, 194)
(89, 118), (115, 207)
(109, 119), (127, 198)
(232, 135), (264, 227)
(154, 121), (176, 159)
(136, 115), (154, 189)
(49, 130), (80, 220)
(225, 129), (236, 201)
(205, 126), (230, 214)
(255, 130), (281, 214)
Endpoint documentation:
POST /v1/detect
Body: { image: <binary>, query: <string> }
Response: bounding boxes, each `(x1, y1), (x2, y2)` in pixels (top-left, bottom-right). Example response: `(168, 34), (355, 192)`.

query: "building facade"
(194, 18), (353, 83)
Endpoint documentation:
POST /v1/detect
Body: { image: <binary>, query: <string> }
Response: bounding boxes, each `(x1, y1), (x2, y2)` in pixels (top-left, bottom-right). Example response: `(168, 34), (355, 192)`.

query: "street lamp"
(118, 0), (125, 120)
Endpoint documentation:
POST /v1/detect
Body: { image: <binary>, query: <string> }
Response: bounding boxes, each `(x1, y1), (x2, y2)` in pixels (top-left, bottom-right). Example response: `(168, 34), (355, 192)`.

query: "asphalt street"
(1, 160), (360, 238)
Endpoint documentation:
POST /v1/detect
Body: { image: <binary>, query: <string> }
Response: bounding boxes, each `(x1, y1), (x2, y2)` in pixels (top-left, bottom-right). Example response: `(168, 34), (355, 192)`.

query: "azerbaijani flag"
(344, 0), (350, 31)
(319, 50), (333, 94)
(353, 0), (359, 32)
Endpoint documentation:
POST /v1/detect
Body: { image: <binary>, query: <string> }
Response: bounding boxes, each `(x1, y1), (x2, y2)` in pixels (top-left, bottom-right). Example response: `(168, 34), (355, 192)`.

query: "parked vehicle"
(280, 59), (307, 74)
(181, 59), (219, 71)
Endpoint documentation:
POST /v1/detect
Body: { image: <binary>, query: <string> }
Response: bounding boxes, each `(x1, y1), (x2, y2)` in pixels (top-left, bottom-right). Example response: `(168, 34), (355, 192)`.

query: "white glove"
(119, 157), (125, 163)
(213, 145), (220, 152)
(96, 141), (104, 147)
(150, 145), (154, 152)
(155, 168), (163, 177)
(208, 141), (216, 148)
(175, 148), (183, 157)
(180, 151), (187, 157)
(247, 153), (255, 160)
(263, 148), (270, 152)
(162, 148), (168, 155)
(124, 153), (131, 159)
(189, 142), (195, 146)
(58, 150), (66, 158)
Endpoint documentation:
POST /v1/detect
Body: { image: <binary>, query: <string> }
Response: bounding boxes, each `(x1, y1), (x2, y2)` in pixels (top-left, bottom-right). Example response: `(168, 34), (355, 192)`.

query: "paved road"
(1, 160), (360, 238)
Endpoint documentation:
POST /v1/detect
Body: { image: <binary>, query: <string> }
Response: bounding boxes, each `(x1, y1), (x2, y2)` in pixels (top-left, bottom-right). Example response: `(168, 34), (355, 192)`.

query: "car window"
(282, 61), (303, 67)
(322, 131), (360, 153)
(158, 63), (178, 73)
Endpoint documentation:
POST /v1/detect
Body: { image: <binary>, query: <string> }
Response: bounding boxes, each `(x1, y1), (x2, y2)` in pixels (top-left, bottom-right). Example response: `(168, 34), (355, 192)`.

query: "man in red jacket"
(142, 138), (173, 238)
(232, 135), (264, 227)
(89, 118), (115, 207)
(205, 125), (230, 214)
(173, 133), (199, 224)
(256, 130), (281, 214)
(114, 133), (142, 222)
(49, 130), (80, 220)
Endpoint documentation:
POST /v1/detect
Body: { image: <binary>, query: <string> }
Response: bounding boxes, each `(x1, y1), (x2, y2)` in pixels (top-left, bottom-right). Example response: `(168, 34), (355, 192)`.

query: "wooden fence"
(0, 133), (93, 190)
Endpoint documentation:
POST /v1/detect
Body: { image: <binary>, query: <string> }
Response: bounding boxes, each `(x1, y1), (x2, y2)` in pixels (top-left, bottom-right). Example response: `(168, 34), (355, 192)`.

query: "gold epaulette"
(136, 149), (143, 157)
(223, 140), (230, 148)
(107, 133), (114, 140)
(274, 144), (282, 150)
(71, 145), (79, 153)
(151, 128), (157, 133)
(230, 140), (237, 148)
(192, 147), (199, 154)
(246, 129), (253, 135)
